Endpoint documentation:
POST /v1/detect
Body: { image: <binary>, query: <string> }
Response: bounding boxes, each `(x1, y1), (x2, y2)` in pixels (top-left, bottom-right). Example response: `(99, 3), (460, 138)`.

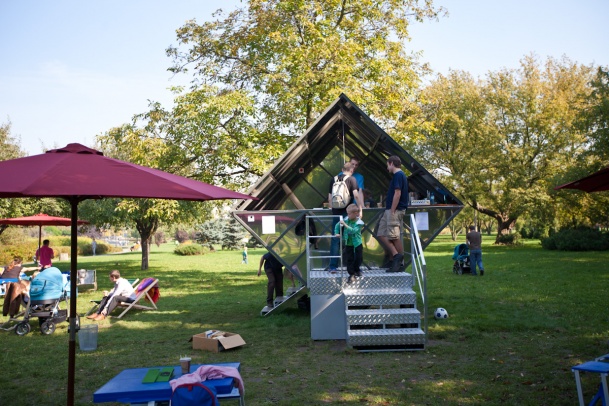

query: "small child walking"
(334, 204), (364, 283)
(241, 246), (248, 264)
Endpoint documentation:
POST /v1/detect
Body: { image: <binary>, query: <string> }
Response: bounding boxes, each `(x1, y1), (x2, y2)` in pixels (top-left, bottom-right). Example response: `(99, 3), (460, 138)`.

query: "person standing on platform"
(258, 251), (284, 309)
(339, 156), (365, 190)
(334, 204), (364, 284)
(36, 239), (55, 270)
(377, 155), (409, 273)
(466, 225), (485, 276)
(327, 162), (362, 272)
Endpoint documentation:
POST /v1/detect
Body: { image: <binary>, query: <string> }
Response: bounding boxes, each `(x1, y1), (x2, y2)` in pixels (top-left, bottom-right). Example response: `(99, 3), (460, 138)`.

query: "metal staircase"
(308, 214), (427, 351)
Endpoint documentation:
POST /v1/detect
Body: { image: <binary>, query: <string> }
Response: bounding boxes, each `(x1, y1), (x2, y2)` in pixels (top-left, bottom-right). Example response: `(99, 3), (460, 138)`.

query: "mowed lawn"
(1, 236), (608, 405)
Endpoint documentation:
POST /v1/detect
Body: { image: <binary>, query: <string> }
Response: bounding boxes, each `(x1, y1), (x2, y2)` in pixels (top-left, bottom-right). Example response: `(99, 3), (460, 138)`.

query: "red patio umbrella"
(0, 213), (89, 254)
(0, 143), (254, 405)
(554, 166), (609, 193)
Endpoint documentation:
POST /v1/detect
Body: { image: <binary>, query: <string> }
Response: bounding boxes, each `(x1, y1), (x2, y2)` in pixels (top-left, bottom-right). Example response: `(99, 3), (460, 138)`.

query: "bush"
(495, 232), (521, 246)
(174, 244), (209, 256)
(541, 227), (609, 251)
(78, 239), (114, 256)
(0, 240), (39, 266)
(175, 230), (189, 244)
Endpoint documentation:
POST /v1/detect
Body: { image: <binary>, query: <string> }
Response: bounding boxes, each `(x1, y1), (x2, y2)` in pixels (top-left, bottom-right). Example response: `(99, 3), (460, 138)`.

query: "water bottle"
(430, 194), (435, 205)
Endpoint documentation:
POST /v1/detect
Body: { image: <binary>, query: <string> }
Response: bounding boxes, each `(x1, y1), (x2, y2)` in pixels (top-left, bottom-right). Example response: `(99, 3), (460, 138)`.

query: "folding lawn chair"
(116, 278), (159, 319)
(85, 278), (140, 317)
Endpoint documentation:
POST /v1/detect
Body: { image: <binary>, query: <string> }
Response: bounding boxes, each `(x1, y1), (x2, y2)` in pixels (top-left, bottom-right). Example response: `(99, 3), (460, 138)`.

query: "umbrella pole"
(67, 199), (78, 406)
(38, 226), (42, 265)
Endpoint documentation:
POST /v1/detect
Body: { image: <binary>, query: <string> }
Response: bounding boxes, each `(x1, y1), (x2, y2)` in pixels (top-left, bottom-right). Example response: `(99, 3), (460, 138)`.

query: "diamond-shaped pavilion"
(232, 94), (463, 290)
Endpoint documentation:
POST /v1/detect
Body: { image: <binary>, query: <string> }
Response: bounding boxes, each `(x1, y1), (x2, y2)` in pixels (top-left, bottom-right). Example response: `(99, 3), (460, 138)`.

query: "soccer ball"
(434, 307), (449, 319)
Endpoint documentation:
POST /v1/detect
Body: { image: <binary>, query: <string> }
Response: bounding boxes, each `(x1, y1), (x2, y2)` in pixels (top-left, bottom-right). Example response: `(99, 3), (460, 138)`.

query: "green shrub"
(495, 232), (521, 246)
(174, 243), (208, 256)
(0, 240), (39, 266)
(541, 227), (609, 251)
(78, 239), (114, 256)
(541, 236), (557, 250)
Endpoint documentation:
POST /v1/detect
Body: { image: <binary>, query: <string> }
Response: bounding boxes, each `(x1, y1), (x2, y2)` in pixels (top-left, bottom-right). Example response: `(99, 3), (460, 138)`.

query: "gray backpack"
(331, 175), (351, 209)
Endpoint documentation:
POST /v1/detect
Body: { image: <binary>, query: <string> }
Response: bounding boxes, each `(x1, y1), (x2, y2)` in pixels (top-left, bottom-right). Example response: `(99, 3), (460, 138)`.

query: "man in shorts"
(377, 155), (409, 273)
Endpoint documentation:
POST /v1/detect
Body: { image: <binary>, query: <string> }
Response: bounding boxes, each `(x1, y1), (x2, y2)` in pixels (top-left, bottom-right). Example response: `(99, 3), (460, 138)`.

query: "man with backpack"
(327, 162), (362, 272)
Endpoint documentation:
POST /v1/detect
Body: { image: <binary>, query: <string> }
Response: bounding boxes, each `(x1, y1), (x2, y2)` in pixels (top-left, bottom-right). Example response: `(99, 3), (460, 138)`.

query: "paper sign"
(415, 212), (429, 231)
(262, 216), (276, 234)
(247, 215), (255, 222)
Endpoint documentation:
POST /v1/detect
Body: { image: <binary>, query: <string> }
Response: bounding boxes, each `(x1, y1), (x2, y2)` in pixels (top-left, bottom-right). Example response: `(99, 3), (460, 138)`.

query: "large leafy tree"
(134, 87), (283, 190)
(584, 66), (609, 163)
(414, 56), (594, 241)
(167, 0), (444, 141)
(80, 124), (210, 270)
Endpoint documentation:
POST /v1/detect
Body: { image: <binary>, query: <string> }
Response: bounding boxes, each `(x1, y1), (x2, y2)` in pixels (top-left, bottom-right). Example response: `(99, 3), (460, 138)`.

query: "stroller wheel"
(456, 265), (463, 275)
(452, 262), (459, 274)
(40, 320), (56, 335)
(15, 322), (31, 336)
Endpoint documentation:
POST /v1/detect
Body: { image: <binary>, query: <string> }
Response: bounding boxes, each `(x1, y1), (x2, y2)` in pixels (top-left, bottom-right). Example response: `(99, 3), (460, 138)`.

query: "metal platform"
(309, 265), (425, 351)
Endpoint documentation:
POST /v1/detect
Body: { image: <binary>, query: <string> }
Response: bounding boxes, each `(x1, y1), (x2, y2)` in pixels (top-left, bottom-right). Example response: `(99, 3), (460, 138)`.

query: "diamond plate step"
(343, 288), (416, 306)
(348, 328), (425, 347)
(346, 308), (420, 325)
(309, 269), (413, 295)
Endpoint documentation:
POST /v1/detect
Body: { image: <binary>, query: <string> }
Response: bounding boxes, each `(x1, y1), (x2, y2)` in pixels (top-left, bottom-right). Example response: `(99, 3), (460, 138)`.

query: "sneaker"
(327, 267), (338, 273)
(480, 270), (484, 276)
(266, 303), (274, 309)
(347, 275), (355, 284)
(356, 271), (363, 277)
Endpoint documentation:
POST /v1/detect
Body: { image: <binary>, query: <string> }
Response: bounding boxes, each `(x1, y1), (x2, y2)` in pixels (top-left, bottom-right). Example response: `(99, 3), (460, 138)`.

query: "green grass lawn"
(1, 236), (608, 405)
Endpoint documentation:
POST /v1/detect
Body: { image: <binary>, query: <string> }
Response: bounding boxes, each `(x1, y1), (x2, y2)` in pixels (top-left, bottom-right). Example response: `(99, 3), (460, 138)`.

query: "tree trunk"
(470, 200), (518, 244)
(135, 218), (159, 270)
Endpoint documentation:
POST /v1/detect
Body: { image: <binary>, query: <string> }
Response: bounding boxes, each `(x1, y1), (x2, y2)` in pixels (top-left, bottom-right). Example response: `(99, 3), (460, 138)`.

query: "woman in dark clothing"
(1, 257), (23, 279)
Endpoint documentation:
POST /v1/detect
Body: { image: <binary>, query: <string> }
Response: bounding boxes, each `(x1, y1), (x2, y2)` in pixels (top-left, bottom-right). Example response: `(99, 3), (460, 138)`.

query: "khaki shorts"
(377, 210), (405, 240)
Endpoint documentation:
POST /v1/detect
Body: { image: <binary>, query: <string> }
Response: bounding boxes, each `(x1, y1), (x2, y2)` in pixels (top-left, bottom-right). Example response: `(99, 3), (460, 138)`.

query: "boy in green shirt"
(334, 204), (364, 283)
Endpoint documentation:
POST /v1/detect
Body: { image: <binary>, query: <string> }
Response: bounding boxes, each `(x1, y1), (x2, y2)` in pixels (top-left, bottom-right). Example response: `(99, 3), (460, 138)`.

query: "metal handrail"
(409, 213), (428, 343)
(306, 214), (345, 285)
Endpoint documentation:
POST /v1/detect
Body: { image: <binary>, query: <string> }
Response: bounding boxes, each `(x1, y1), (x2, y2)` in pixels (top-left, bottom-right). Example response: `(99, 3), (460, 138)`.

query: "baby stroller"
(452, 244), (471, 275)
(15, 267), (69, 336)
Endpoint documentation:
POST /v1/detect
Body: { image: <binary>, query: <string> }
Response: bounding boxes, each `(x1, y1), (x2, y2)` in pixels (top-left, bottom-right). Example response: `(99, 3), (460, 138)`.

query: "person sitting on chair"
(87, 270), (136, 321)
(1, 257), (23, 279)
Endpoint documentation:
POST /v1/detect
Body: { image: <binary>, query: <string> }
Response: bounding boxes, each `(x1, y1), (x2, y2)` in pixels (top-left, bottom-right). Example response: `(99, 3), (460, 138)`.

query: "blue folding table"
(93, 362), (244, 405)
(572, 356), (609, 406)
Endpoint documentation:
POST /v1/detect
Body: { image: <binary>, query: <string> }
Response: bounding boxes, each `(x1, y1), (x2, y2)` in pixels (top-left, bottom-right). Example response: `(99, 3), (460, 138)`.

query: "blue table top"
(93, 362), (241, 404)
(572, 361), (609, 374)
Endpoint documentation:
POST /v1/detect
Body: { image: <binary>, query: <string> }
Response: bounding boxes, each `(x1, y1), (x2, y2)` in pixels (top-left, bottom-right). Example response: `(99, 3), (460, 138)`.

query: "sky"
(1, 0), (607, 156)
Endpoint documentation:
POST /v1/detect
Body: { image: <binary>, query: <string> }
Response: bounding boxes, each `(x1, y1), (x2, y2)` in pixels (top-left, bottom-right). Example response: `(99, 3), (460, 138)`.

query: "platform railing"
(306, 214), (345, 285)
(409, 213), (428, 342)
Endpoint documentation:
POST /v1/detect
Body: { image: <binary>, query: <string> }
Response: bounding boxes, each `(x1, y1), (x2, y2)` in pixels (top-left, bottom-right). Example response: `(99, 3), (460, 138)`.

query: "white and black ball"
(434, 307), (449, 319)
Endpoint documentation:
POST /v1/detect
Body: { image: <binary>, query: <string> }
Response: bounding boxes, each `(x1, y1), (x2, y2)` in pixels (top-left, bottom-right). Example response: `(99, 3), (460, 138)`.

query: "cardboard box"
(191, 330), (246, 352)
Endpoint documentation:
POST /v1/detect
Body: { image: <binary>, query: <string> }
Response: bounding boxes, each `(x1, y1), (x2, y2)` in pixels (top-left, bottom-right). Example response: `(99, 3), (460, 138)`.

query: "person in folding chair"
(87, 270), (136, 321)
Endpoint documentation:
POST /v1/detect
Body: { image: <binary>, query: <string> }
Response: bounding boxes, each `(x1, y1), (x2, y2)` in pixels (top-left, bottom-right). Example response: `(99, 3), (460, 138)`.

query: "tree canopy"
(413, 56), (595, 240)
(167, 0), (444, 139)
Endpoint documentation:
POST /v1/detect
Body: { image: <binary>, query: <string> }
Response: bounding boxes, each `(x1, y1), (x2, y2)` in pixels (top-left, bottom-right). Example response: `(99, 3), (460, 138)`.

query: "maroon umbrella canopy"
(554, 166), (609, 193)
(0, 143), (253, 200)
(0, 143), (254, 405)
(0, 213), (89, 251)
